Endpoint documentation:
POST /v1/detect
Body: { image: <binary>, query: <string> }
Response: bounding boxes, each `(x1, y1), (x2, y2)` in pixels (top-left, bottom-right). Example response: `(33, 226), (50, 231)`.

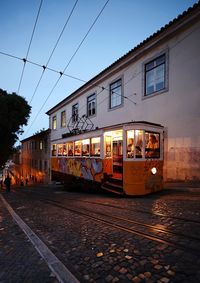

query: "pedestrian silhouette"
(4, 175), (11, 192)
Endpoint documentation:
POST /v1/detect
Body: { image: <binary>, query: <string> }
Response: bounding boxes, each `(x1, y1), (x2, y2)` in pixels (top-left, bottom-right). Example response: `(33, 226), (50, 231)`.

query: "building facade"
(20, 129), (50, 184)
(46, 3), (200, 183)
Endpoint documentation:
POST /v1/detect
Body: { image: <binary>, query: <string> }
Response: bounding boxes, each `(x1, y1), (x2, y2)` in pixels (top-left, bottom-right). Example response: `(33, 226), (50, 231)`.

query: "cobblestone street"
(0, 189), (59, 283)
(1, 184), (200, 283)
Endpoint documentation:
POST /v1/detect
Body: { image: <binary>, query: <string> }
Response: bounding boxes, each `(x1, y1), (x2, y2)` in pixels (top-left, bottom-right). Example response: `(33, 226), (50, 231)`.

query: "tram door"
(112, 139), (123, 179)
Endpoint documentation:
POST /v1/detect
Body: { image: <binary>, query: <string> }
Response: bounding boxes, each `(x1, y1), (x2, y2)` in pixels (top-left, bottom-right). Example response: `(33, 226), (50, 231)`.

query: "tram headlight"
(151, 167), (157, 175)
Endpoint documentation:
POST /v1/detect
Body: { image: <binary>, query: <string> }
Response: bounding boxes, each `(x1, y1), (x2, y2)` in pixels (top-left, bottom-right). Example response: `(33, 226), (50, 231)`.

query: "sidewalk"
(0, 192), (58, 283)
(164, 181), (200, 192)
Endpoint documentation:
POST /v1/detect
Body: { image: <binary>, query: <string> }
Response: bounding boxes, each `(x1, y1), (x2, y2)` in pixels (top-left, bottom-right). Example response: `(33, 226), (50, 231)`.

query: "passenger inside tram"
(127, 138), (134, 158)
(135, 138), (143, 158)
(145, 134), (159, 157)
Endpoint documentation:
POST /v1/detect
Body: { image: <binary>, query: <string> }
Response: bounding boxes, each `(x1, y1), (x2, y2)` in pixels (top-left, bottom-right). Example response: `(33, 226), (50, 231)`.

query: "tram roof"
(46, 2), (200, 115)
(62, 121), (164, 139)
(101, 121), (164, 130)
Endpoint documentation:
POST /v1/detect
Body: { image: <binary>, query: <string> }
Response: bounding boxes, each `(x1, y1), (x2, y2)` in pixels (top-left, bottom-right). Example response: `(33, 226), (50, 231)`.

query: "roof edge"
(20, 128), (50, 143)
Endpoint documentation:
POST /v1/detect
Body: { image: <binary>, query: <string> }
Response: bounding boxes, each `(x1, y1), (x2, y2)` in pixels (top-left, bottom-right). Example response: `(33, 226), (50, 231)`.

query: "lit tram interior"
(51, 122), (164, 196)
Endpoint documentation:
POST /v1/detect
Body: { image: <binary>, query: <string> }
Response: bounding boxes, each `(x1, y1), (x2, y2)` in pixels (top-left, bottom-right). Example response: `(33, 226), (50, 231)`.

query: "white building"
(20, 130), (51, 184)
(47, 3), (200, 184)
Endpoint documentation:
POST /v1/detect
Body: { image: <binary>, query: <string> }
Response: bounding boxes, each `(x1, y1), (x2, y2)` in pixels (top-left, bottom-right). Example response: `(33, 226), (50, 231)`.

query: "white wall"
(49, 20), (200, 182)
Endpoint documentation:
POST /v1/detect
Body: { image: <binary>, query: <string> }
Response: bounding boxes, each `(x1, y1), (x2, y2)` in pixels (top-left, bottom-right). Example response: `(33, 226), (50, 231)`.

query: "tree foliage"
(0, 89), (31, 167)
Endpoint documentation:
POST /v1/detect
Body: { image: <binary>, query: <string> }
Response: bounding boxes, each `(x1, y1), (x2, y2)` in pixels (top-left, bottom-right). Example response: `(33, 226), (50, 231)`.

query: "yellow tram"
(51, 121), (164, 196)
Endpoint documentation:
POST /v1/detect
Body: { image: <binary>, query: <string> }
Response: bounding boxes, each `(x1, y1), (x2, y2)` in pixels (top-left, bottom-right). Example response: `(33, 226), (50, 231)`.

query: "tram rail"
(7, 188), (200, 256)
(52, 195), (200, 224)
(41, 198), (200, 254)
(15, 187), (200, 225)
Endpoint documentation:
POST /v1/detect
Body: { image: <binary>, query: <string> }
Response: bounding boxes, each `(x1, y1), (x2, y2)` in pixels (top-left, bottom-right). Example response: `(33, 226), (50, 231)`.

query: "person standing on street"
(4, 174), (11, 192)
(0, 179), (3, 190)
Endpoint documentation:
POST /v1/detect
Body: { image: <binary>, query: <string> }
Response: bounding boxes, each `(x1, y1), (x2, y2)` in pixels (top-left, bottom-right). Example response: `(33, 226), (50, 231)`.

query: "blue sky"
(0, 0), (197, 143)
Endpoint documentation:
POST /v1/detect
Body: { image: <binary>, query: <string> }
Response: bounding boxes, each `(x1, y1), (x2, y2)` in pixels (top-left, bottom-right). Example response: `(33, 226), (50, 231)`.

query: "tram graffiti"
(52, 158), (103, 182)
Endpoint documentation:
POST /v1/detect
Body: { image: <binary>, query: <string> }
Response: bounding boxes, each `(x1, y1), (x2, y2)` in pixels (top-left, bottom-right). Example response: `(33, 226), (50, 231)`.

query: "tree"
(0, 89), (31, 167)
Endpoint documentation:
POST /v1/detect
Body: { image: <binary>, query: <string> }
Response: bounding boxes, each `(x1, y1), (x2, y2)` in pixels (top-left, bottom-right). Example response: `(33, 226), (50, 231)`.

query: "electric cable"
(17, 0), (43, 95)
(0, 51), (22, 61)
(1, 22), (198, 100)
(24, 65), (136, 138)
(29, 0), (79, 104)
(0, 50), (88, 83)
(25, 74), (62, 137)
(46, 0), (79, 67)
(23, 0), (110, 137)
(62, 0), (110, 72)
(0, 50), (136, 104)
(1, 6), (198, 139)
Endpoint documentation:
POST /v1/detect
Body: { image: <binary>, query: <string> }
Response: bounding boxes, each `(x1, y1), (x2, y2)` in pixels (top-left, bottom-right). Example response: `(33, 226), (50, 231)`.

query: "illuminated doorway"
(104, 129), (123, 180)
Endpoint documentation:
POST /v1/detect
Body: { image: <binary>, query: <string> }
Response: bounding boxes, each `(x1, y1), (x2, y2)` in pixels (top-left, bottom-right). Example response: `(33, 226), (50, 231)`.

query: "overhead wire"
(0, 50), (136, 104)
(27, 64), (137, 138)
(46, 0), (79, 67)
(76, 67), (137, 118)
(17, 0), (43, 95)
(1, 22), (198, 80)
(29, 0), (79, 104)
(24, 0), (110, 137)
(0, 51), (153, 138)
(2, 20), (197, 115)
(1, 4), (197, 139)
(0, 50), (88, 83)
(0, 51), (21, 61)
(62, 0), (110, 72)
(76, 24), (200, 111)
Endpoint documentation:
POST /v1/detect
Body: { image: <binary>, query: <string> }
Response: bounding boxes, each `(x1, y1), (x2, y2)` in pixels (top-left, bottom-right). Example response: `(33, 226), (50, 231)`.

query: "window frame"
(72, 103), (78, 123)
(145, 131), (160, 159)
(58, 144), (64, 156)
(90, 137), (101, 157)
(82, 139), (90, 156)
(109, 78), (123, 109)
(61, 110), (66, 128)
(39, 140), (43, 150)
(125, 129), (161, 160)
(52, 115), (57, 130)
(67, 142), (74, 156)
(143, 51), (168, 98)
(87, 93), (96, 117)
(74, 140), (82, 156)
(52, 144), (57, 156)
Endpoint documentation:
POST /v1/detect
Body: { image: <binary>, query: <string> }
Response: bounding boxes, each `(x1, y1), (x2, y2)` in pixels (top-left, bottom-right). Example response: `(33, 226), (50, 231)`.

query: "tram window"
(63, 144), (67, 156)
(82, 139), (90, 156)
(91, 137), (100, 157)
(74, 141), (81, 156)
(105, 136), (112, 157)
(58, 144), (65, 156)
(145, 132), (160, 158)
(135, 130), (144, 158)
(67, 142), (73, 156)
(52, 144), (57, 156)
(127, 130), (134, 158)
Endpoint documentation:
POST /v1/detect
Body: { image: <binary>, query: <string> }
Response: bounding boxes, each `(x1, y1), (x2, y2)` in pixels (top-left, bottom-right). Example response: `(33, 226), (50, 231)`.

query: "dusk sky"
(0, 0), (197, 143)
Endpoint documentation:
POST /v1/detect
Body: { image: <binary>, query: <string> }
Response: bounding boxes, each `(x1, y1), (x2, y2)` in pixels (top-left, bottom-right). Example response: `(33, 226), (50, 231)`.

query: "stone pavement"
(1, 183), (200, 283)
(0, 192), (60, 283)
